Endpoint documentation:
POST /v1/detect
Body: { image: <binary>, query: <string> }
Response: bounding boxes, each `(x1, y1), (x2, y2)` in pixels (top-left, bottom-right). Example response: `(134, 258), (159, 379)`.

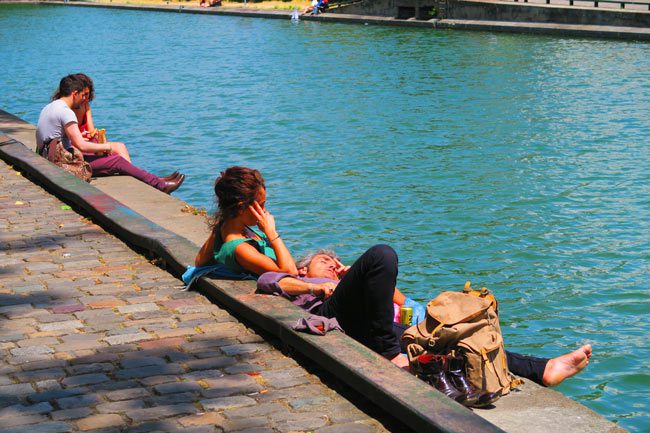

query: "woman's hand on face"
(249, 201), (277, 237)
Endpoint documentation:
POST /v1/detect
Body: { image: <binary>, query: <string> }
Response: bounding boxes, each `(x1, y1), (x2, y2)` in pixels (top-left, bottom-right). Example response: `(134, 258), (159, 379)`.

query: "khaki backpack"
(402, 282), (521, 398)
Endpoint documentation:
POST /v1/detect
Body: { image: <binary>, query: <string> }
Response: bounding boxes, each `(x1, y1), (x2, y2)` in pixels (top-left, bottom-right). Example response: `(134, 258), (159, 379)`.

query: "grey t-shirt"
(35, 99), (77, 154)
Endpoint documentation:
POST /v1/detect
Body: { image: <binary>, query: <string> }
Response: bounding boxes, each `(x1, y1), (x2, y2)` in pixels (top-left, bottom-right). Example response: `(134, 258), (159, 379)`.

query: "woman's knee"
(112, 142), (127, 152)
(111, 142), (130, 159)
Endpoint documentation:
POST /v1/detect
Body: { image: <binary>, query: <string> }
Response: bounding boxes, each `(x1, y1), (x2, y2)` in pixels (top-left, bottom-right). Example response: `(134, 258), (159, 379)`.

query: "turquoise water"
(1, 4), (649, 430)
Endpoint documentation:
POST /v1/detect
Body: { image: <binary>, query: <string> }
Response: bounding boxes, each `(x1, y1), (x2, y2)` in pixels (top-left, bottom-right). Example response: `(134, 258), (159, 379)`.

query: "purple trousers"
(83, 154), (166, 191)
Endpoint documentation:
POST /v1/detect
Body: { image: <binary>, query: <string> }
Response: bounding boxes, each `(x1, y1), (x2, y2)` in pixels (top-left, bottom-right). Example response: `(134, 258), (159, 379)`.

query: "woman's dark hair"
(51, 73), (95, 101)
(211, 166), (265, 229)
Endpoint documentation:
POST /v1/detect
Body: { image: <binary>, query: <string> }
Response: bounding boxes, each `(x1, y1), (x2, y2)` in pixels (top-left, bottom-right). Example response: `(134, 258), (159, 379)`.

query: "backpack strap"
(463, 281), (498, 314)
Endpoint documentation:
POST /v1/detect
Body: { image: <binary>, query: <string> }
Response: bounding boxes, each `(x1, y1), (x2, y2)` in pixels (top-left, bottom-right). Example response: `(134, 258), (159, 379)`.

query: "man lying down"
(257, 244), (592, 400)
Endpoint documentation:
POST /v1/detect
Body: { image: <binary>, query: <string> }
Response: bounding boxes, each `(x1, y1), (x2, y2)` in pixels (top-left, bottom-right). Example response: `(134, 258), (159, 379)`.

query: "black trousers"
(314, 243), (549, 385)
(505, 351), (548, 385)
(314, 244), (402, 359)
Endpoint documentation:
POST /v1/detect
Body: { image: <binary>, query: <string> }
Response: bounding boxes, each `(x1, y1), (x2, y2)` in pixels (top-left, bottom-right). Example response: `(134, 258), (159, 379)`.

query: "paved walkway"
(0, 159), (395, 433)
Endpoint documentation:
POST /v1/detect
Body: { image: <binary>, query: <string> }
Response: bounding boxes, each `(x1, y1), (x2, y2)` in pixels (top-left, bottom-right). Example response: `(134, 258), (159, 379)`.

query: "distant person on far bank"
(199, 0), (221, 7)
(302, 0), (329, 15)
(35, 73), (185, 194)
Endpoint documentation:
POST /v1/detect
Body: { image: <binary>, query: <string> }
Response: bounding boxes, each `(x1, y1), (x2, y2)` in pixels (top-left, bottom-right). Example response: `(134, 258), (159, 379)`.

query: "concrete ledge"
(436, 18), (650, 38)
(0, 109), (627, 432)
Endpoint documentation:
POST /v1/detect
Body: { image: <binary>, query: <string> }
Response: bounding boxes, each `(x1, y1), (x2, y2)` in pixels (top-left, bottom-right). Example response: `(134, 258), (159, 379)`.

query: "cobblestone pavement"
(0, 160), (396, 433)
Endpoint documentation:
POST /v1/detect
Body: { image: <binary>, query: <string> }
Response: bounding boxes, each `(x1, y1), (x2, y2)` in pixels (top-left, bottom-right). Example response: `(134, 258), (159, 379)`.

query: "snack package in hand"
(97, 129), (107, 144)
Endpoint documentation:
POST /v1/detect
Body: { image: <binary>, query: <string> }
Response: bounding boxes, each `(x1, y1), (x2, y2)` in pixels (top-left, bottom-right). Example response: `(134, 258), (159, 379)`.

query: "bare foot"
(542, 344), (592, 387)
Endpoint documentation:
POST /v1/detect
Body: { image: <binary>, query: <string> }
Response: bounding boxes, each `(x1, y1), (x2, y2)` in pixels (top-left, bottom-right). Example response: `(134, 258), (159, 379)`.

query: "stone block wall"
(448, 1), (650, 27)
(332, 0), (396, 16)
(331, 0), (650, 27)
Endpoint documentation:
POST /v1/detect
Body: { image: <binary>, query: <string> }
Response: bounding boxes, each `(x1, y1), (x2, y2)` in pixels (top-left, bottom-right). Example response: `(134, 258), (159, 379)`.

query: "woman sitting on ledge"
(70, 86), (131, 163)
(194, 166), (413, 368)
(195, 166), (298, 276)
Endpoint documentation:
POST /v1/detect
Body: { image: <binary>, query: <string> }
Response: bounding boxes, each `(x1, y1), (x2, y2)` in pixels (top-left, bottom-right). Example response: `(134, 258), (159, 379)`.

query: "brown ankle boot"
(446, 353), (481, 407)
(417, 354), (466, 404)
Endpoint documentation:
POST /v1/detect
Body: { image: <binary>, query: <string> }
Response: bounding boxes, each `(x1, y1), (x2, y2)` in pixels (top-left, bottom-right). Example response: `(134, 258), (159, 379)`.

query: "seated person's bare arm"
(393, 288), (406, 306)
(195, 230), (217, 266)
(249, 202), (298, 275)
(234, 242), (298, 275)
(65, 122), (111, 154)
(277, 276), (336, 298)
(80, 104), (96, 139)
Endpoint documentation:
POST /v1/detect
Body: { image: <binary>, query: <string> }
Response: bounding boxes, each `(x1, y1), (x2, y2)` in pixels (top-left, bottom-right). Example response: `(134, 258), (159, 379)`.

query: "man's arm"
(278, 277), (336, 299)
(65, 122), (112, 153)
(257, 272), (336, 299)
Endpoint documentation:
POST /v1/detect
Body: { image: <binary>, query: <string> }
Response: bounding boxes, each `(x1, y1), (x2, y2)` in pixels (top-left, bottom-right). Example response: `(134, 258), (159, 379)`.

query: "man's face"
(71, 87), (90, 109)
(303, 254), (338, 280)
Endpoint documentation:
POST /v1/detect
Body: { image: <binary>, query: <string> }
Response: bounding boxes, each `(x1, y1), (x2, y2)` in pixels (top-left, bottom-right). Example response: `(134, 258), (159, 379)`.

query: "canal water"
(1, 4), (648, 430)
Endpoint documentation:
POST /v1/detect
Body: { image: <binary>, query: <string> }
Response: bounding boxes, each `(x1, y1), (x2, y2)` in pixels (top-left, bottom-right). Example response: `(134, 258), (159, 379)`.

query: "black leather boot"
(446, 353), (481, 407)
(448, 353), (500, 408)
(417, 354), (467, 404)
(475, 391), (501, 408)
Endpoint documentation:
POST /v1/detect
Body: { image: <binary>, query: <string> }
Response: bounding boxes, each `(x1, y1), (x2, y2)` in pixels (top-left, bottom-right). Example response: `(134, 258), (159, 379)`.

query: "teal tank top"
(213, 226), (277, 276)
